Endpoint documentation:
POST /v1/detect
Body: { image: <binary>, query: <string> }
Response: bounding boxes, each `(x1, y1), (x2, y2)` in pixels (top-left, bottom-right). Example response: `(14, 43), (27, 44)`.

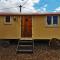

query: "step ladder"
(16, 40), (34, 53)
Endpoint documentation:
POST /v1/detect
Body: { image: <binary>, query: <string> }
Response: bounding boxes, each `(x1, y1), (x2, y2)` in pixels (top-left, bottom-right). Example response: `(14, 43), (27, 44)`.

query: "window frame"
(4, 16), (12, 24)
(46, 15), (59, 27)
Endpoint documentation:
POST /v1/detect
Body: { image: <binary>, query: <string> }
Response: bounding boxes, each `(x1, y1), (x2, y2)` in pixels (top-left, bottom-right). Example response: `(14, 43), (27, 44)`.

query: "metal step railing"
(16, 40), (34, 53)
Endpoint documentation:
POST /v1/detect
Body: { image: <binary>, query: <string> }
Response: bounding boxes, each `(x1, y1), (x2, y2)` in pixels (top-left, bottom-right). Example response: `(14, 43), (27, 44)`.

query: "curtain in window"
(47, 16), (51, 25)
(53, 16), (58, 24)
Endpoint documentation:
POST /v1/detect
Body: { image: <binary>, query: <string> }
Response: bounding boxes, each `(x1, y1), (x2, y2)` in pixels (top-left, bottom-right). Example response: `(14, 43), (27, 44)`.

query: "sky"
(0, 0), (60, 13)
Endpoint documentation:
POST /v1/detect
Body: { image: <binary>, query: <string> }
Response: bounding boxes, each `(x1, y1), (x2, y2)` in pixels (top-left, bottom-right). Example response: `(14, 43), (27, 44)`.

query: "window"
(47, 16), (58, 26)
(6, 16), (10, 22)
(4, 16), (12, 24)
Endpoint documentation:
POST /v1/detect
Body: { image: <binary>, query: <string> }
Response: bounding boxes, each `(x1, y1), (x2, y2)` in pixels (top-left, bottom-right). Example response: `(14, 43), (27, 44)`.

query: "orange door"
(21, 16), (32, 37)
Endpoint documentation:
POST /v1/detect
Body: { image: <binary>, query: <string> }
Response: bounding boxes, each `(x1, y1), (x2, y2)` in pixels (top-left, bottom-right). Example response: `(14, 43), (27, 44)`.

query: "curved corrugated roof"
(0, 12), (60, 16)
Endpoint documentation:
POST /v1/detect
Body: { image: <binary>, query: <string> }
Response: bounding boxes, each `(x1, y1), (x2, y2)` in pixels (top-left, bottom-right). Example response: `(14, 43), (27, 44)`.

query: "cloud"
(32, 0), (39, 3)
(54, 7), (60, 12)
(0, 0), (39, 13)
(37, 4), (48, 13)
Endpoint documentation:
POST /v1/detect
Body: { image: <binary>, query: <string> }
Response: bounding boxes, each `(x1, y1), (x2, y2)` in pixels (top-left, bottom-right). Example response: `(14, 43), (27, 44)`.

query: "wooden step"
(18, 46), (33, 50)
(19, 40), (33, 43)
(20, 38), (32, 40)
(18, 40), (33, 45)
(18, 45), (33, 47)
(17, 50), (33, 53)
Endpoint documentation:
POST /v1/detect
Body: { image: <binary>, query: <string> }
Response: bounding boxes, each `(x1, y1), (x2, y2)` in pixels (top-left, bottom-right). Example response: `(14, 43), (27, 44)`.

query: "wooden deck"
(0, 42), (60, 60)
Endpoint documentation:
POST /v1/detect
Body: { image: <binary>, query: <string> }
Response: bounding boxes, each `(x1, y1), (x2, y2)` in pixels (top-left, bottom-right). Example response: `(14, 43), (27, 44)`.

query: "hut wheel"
(49, 38), (60, 49)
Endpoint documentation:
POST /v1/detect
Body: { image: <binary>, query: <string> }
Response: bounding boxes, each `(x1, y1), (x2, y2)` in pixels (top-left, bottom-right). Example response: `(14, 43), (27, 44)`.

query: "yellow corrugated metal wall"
(0, 15), (60, 40)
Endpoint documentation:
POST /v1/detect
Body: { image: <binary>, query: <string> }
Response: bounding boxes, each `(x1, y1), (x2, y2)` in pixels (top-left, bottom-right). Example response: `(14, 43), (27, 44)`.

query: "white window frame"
(4, 16), (12, 24)
(46, 16), (59, 27)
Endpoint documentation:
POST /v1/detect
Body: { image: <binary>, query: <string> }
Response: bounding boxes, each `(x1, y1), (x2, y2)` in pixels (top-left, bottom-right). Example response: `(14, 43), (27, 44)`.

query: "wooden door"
(21, 15), (32, 37)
